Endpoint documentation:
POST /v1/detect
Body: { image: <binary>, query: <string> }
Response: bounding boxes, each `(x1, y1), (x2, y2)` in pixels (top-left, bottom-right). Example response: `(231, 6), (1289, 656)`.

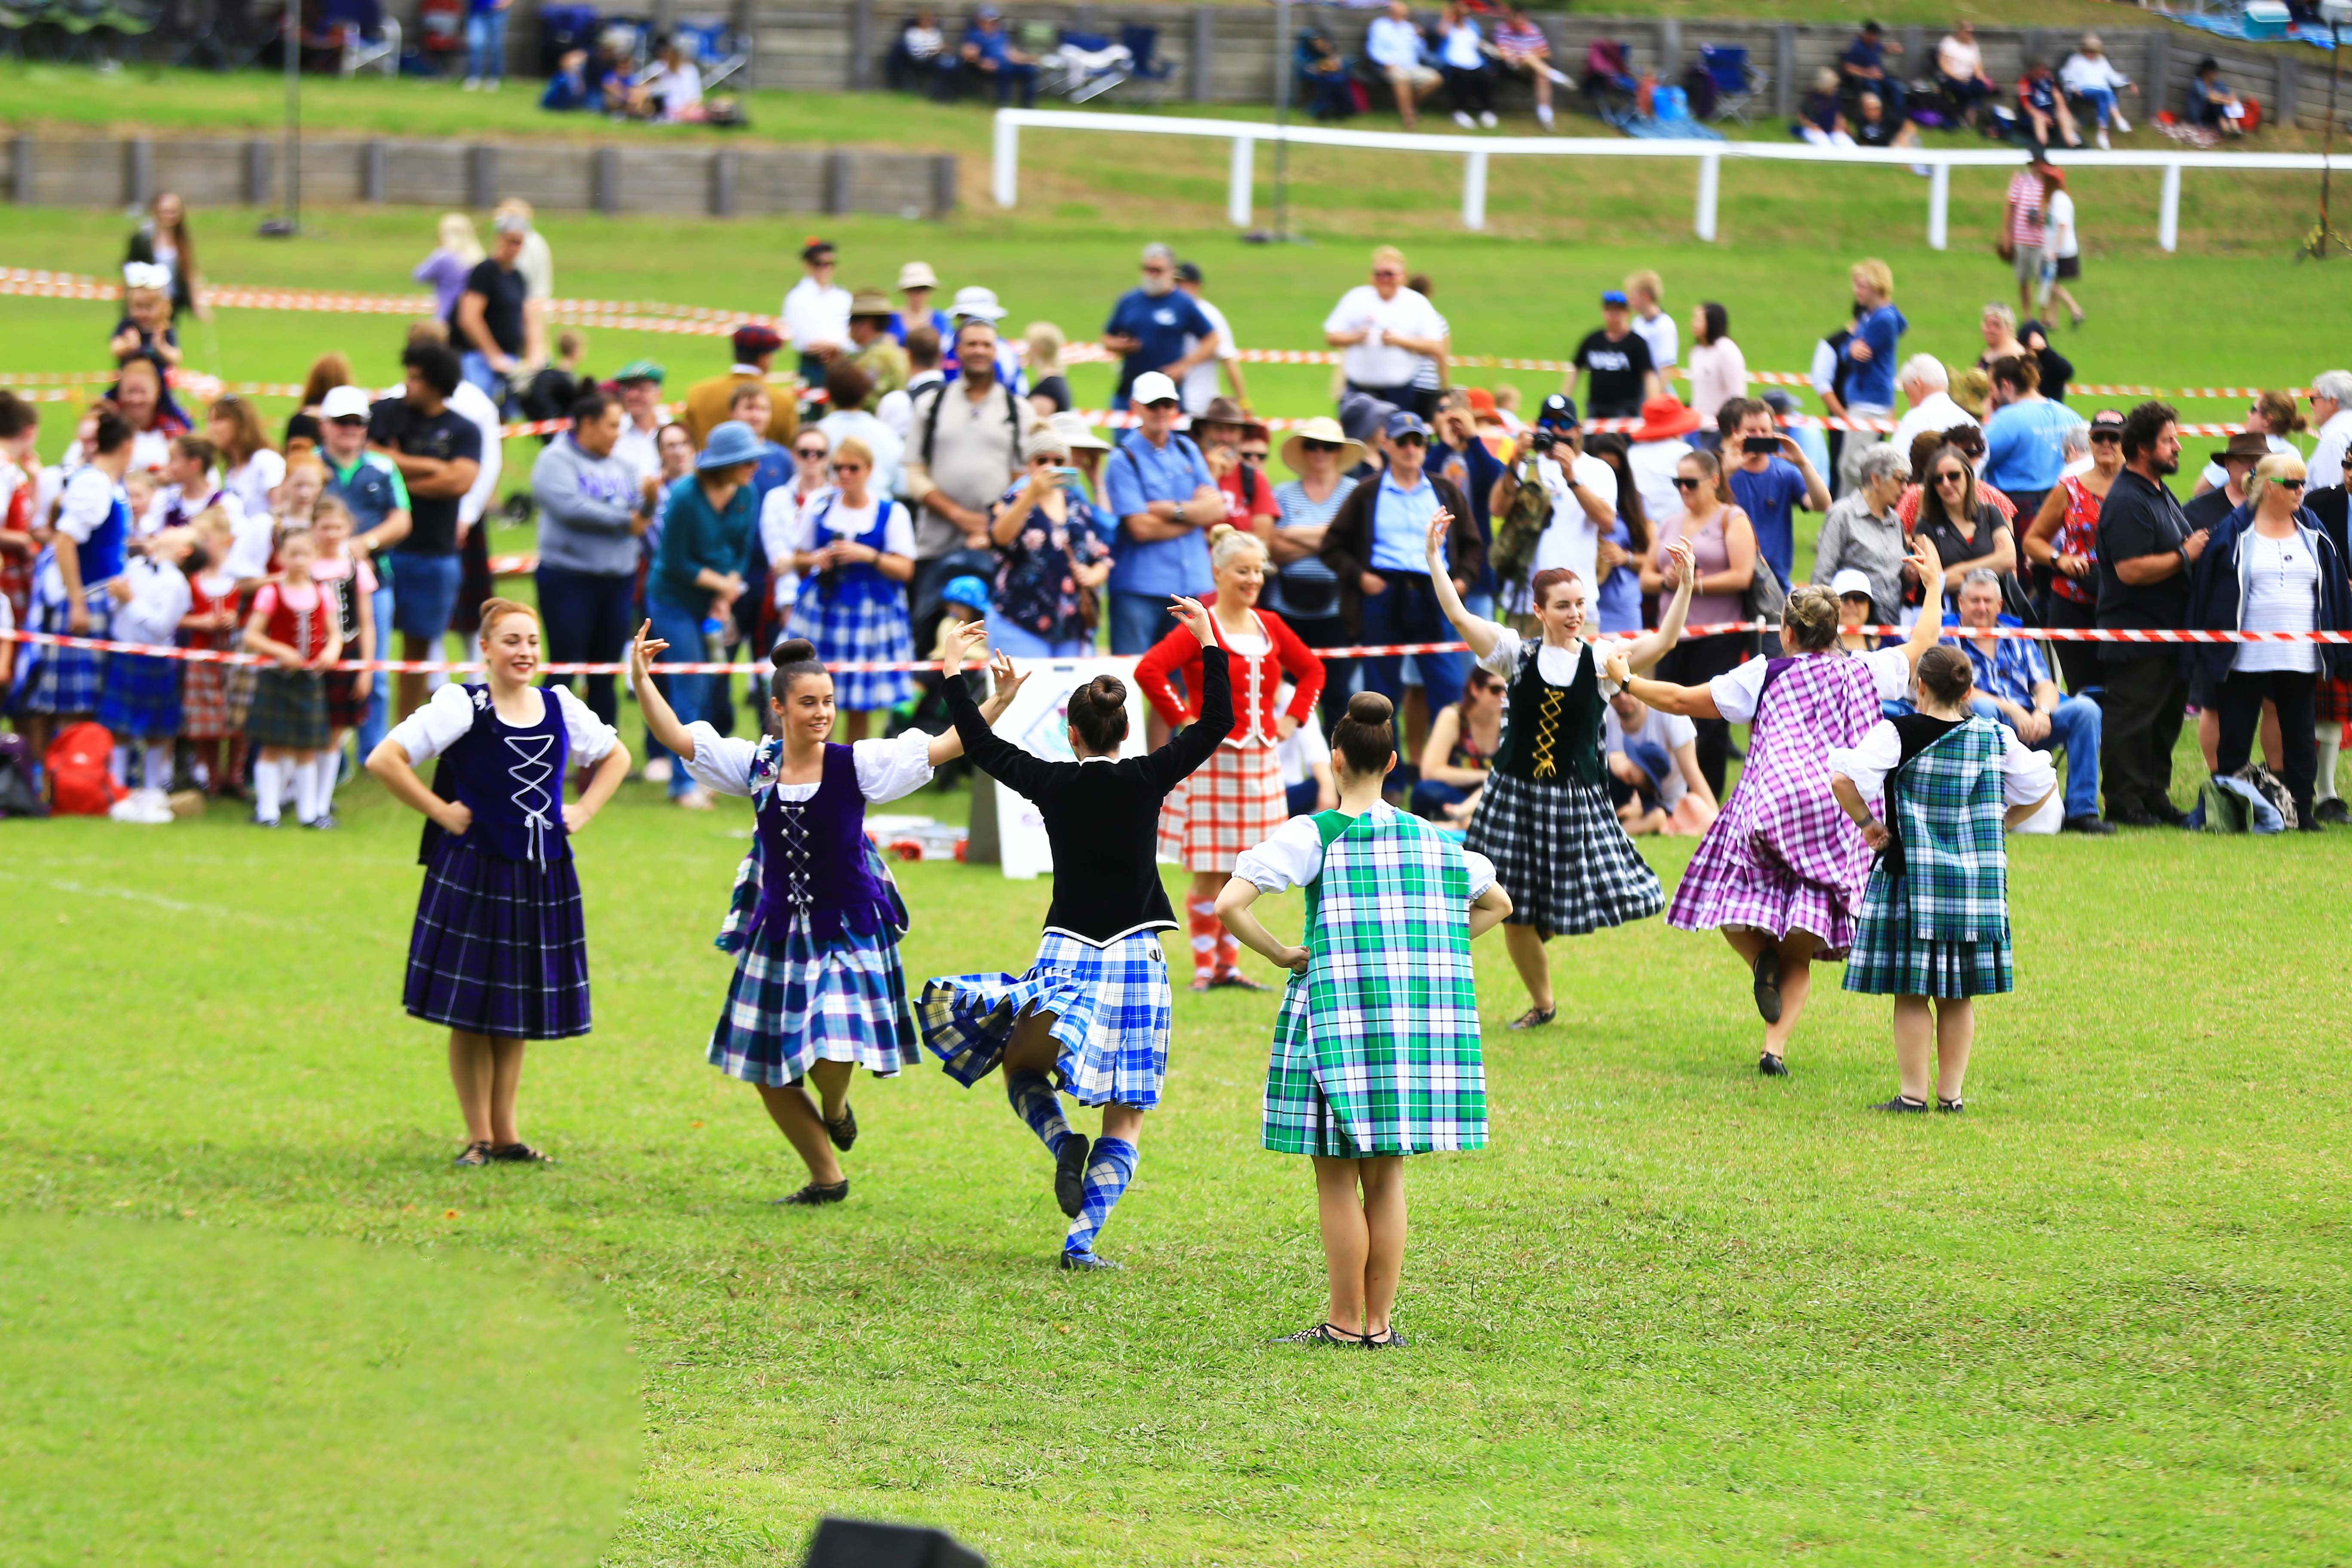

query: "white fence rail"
(990, 109), (2344, 252)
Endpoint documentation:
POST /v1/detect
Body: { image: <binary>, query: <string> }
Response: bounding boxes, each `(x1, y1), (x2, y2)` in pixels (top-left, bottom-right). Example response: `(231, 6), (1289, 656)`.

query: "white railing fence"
(991, 108), (2343, 252)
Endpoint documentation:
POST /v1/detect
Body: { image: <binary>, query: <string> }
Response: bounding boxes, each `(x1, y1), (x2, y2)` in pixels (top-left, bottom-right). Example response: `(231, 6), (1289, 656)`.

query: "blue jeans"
(356, 578), (396, 759)
(987, 613), (1091, 660)
(1409, 777), (1476, 818)
(1975, 693), (2101, 819)
(464, 6), (507, 81)
(459, 349), (504, 407)
(647, 592), (714, 798)
(1357, 570), (1464, 717)
(388, 550), (463, 644)
(1108, 590), (1173, 656)
(2073, 85), (2116, 126)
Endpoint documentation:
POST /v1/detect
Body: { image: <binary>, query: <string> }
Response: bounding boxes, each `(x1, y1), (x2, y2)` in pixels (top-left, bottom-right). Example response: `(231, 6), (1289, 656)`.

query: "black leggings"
(2044, 593), (2101, 697)
(1444, 64), (1492, 115)
(2217, 667), (2319, 821)
(1657, 631), (1754, 801)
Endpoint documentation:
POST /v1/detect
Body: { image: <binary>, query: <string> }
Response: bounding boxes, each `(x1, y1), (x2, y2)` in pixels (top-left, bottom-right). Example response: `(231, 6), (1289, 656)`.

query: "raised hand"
(941, 615), (990, 677)
(1906, 530), (1944, 584)
(629, 620), (669, 684)
(1665, 534), (1697, 589)
(1603, 647), (1634, 686)
(1168, 594), (1216, 647)
(1424, 508), (1454, 562)
(981, 647), (1031, 721)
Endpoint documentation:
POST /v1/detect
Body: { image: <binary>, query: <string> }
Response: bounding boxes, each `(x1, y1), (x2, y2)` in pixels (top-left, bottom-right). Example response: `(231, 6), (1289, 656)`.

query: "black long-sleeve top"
(947, 644), (1232, 945)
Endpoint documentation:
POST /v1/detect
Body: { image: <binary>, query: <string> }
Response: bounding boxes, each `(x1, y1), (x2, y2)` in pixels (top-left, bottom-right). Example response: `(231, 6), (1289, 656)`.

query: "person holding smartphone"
(986, 427), (1110, 658)
(1718, 397), (1829, 594)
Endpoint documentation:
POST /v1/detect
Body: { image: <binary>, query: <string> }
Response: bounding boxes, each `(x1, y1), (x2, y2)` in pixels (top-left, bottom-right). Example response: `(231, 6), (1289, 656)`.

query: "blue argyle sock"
(1004, 1069), (1074, 1157)
(1063, 1136), (1138, 1259)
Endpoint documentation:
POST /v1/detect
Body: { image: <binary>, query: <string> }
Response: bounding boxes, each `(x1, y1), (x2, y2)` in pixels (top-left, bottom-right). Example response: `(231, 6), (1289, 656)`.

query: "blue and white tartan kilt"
(918, 930), (1173, 1109)
(707, 911), (918, 1085)
(24, 594), (109, 716)
(1841, 870), (2015, 1000)
(95, 650), (182, 739)
(787, 586), (914, 712)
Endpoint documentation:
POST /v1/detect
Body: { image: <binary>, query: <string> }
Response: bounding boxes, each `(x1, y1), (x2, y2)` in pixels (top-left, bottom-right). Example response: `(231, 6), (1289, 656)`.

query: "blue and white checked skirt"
(95, 649), (181, 739)
(404, 836), (592, 1041)
(24, 594), (109, 716)
(787, 586), (914, 711)
(918, 930), (1172, 1109)
(708, 911), (917, 1085)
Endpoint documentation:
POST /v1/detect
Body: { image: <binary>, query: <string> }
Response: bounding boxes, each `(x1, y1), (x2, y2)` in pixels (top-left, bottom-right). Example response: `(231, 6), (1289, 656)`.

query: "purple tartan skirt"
(403, 835), (591, 1040)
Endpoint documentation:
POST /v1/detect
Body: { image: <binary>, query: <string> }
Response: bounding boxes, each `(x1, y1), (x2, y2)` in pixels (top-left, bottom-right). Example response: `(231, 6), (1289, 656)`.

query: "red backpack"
(46, 720), (126, 817)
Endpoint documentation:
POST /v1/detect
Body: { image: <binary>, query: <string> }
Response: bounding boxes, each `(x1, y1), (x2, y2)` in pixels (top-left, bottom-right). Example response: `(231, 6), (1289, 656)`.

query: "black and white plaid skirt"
(1463, 770), (1664, 940)
(403, 836), (592, 1041)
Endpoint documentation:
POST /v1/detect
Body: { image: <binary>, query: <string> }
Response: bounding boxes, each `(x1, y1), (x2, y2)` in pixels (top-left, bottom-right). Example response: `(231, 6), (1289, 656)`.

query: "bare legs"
(1503, 924), (1553, 1014)
(1721, 927), (1820, 1064)
(1891, 995), (1973, 1103)
(448, 1029), (527, 1147)
(756, 1058), (858, 1185)
(1312, 1156), (1407, 1339)
(837, 708), (873, 742)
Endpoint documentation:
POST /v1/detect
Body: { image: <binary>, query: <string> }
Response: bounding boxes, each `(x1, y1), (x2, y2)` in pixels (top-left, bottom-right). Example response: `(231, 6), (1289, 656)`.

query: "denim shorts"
(389, 550), (464, 643)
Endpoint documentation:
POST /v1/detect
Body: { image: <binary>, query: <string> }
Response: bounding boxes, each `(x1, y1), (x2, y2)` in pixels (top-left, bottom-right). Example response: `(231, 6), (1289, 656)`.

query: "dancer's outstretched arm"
(1467, 880), (1513, 940)
(1618, 536), (1697, 674)
(1424, 509), (1501, 662)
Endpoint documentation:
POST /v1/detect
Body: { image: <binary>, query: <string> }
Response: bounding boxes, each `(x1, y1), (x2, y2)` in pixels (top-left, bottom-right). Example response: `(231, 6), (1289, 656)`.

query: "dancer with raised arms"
(1425, 509), (1700, 1029)
(631, 620), (1027, 1207)
(918, 594), (1229, 1272)
(367, 597), (631, 1166)
(1217, 691), (1512, 1348)
(1605, 533), (1947, 1077)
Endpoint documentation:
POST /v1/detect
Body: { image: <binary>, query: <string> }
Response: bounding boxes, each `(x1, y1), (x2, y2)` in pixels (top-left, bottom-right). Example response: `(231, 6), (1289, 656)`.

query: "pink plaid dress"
(1667, 652), (1884, 957)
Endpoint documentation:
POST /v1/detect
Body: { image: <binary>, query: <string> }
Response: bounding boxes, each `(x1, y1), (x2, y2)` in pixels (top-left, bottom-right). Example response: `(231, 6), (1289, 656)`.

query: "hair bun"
(771, 637), (818, 670)
(1345, 691), (1393, 725)
(1207, 523), (1237, 547)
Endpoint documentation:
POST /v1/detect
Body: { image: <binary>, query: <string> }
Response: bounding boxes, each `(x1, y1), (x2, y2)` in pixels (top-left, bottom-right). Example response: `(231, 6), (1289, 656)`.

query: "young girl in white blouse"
(368, 598), (632, 1166)
(630, 619), (1025, 1207)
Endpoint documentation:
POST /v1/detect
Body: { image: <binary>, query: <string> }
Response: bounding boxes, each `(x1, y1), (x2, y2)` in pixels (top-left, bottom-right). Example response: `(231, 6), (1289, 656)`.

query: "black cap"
(1537, 393), (1580, 430)
(1174, 260), (1202, 284)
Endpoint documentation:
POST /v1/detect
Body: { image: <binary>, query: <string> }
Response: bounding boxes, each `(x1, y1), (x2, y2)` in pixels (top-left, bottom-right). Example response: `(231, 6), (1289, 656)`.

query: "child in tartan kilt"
(1219, 692), (1513, 1349)
(631, 619), (1024, 1207)
(308, 497), (379, 813)
(1829, 645), (2054, 1114)
(177, 507), (254, 801)
(96, 522), (197, 808)
(917, 597), (1228, 1273)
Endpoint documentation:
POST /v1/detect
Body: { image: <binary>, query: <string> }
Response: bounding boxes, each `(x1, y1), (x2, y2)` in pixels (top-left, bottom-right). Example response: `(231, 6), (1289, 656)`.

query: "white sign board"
(989, 655), (1152, 880)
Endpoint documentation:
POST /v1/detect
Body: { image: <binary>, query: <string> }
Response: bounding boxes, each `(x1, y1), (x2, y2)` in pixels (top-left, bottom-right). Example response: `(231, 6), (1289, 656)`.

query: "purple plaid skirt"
(1668, 654), (1881, 958)
(404, 836), (591, 1040)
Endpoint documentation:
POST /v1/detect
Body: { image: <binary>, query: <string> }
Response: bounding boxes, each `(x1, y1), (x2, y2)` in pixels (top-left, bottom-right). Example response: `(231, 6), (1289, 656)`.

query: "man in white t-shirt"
(1174, 260), (1247, 416)
(1323, 245), (1449, 411)
(1888, 354), (1980, 463)
(1366, 0), (1439, 129)
(2308, 371), (2352, 490)
(782, 237), (852, 388)
(1604, 688), (1717, 836)
(1523, 396), (1618, 601)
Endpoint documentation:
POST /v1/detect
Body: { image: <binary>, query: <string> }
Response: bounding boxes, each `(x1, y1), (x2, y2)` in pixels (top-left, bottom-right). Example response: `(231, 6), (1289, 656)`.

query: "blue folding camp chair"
(1699, 43), (1765, 125)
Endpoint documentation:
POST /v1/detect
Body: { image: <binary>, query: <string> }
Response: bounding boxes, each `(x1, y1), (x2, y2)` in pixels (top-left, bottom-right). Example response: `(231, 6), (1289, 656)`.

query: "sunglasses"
(794, 447), (828, 460)
(1302, 438), (1341, 453)
(328, 416), (368, 428)
(1935, 470), (1969, 485)
(1240, 450), (1268, 462)
(1671, 475), (1704, 490)
(2270, 477), (2307, 490)
(2089, 430), (2122, 444)
(1390, 434), (1427, 447)
(830, 462), (866, 475)
(1372, 269), (1403, 280)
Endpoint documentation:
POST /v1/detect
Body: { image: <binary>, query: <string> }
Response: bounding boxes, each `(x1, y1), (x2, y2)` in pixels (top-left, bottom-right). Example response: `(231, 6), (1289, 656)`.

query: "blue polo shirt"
(1102, 287), (1213, 396)
(1370, 471), (1440, 573)
(1982, 399), (2085, 494)
(1728, 458), (1807, 586)
(1103, 429), (1216, 597)
(1843, 302), (1906, 409)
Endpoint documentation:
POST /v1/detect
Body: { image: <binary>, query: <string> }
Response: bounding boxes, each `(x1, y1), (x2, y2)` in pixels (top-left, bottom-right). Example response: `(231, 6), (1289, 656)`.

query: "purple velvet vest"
(753, 741), (894, 942)
(420, 685), (572, 865)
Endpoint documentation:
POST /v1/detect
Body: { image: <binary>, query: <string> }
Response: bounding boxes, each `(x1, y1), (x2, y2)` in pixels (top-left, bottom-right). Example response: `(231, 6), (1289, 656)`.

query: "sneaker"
(1758, 1052), (1789, 1078)
(251, 813), (280, 829)
(1452, 110), (1475, 129)
(461, 76), (481, 89)
(1054, 1132), (1092, 1219)
(2112, 110), (2130, 133)
(642, 756), (674, 785)
(775, 1179), (848, 1206)
(2316, 799), (2350, 825)
(1059, 1250), (1124, 1271)
(2060, 814), (2116, 835)
(2095, 129), (2110, 150)
(1477, 110), (1497, 129)
(1873, 1095), (1929, 1113)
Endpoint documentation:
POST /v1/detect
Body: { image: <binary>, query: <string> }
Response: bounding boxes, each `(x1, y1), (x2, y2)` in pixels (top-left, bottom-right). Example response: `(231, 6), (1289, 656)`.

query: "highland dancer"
(631, 621), (1026, 1206)
(1829, 645), (2053, 1113)
(1427, 513), (1700, 1028)
(367, 597), (631, 1165)
(918, 596), (1228, 1271)
(1605, 533), (1947, 1076)
(1218, 692), (1511, 1348)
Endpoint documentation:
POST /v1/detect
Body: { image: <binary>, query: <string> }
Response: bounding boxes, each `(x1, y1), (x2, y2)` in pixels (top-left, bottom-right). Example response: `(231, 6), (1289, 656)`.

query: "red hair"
(1528, 567), (1583, 608)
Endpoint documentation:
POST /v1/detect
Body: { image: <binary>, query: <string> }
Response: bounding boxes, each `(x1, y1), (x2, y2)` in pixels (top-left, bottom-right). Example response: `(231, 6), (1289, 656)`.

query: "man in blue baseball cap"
(1565, 288), (1660, 422)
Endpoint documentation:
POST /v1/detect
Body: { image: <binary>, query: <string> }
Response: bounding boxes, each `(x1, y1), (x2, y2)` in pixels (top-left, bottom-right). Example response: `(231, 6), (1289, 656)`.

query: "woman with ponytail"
(1427, 510), (1701, 1030)
(1607, 533), (1948, 1078)
(917, 594), (1228, 1272)
(1218, 691), (1513, 1348)
(1134, 524), (1325, 991)
(629, 622), (1027, 1206)
(367, 598), (631, 1165)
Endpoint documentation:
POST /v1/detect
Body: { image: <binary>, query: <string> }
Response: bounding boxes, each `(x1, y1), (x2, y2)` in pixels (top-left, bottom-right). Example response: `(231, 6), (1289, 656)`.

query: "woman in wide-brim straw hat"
(1265, 415), (1367, 730)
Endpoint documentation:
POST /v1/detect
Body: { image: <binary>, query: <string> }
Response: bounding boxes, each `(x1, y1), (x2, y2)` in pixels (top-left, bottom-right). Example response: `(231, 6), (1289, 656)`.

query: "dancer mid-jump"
(919, 596), (1228, 1271)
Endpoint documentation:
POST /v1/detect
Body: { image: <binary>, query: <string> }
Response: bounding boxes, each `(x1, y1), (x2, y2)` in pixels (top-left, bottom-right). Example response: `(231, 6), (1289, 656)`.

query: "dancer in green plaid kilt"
(1828, 646), (2055, 1116)
(1220, 692), (1512, 1350)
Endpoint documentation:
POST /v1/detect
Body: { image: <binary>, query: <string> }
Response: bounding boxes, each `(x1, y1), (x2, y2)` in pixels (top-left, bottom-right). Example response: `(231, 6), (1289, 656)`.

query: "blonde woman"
(208, 395), (284, 524)
(1024, 321), (1072, 417)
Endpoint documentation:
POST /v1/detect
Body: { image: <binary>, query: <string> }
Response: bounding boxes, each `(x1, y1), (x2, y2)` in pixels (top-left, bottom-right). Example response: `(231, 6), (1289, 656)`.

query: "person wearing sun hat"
(1267, 414), (1366, 723)
(683, 324), (797, 449)
(1624, 393), (1703, 527)
(845, 288), (910, 403)
(888, 260), (950, 347)
(645, 420), (765, 808)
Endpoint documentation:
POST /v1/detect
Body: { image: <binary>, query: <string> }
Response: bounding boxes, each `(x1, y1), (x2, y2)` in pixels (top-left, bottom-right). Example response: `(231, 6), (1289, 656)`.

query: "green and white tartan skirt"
(1841, 868), (2014, 999)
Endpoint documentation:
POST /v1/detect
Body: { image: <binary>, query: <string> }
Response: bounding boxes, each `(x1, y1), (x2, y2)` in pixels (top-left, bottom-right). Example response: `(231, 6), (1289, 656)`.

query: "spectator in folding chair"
(1434, 1), (1495, 129)
(888, 11), (944, 92)
(1935, 20), (1997, 129)
(1366, 0), (1441, 129)
(1297, 30), (1358, 122)
(1839, 21), (1905, 122)
(952, 6), (1040, 107)
(1580, 37), (1635, 116)
(2060, 34), (2135, 150)
(1489, 3), (1555, 131)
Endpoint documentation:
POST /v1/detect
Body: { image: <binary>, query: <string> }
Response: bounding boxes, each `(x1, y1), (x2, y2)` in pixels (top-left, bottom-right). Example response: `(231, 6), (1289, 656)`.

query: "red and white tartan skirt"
(2318, 677), (2352, 726)
(1158, 742), (1286, 873)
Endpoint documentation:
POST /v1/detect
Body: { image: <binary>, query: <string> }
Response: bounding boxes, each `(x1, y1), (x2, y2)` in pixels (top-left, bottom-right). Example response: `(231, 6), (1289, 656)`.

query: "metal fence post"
(1773, 26), (1796, 121)
(468, 145), (497, 210)
(594, 147), (621, 214)
(850, 0), (875, 90)
(992, 113), (1019, 207)
(244, 138), (272, 206)
(824, 149), (850, 214)
(2279, 55), (2300, 129)
(361, 140), (386, 203)
(125, 135), (151, 209)
(1927, 159), (1949, 250)
(1228, 134), (1254, 227)
(1462, 148), (1488, 231)
(1190, 6), (1213, 101)
(1693, 150), (1718, 242)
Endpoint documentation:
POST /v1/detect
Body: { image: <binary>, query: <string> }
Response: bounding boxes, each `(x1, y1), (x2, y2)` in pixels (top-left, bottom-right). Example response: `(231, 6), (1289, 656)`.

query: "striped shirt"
(2005, 171), (2047, 248)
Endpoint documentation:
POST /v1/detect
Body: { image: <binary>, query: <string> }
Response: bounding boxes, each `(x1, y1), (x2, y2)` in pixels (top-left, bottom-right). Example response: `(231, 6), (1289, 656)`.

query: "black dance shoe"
(452, 1141), (492, 1167)
(1363, 1322), (1409, 1349)
(1273, 1322), (1366, 1346)
(1936, 1097), (1966, 1114)
(824, 1103), (858, 1152)
(488, 1142), (556, 1164)
(1751, 948), (1782, 1024)
(775, 1179), (849, 1206)
(1058, 1250), (1124, 1271)
(1054, 1132), (1092, 1220)
(1873, 1095), (1929, 1113)
(1506, 1006), (1556, 1030)
(1757, 1051), (1789, 1078)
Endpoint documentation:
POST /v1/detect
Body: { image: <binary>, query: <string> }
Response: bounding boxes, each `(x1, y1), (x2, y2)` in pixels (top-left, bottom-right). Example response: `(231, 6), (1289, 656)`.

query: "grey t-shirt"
(907, 379), (1040, 560)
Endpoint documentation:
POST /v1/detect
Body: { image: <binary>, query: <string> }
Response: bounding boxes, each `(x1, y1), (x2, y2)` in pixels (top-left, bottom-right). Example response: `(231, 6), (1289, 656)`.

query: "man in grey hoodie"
(532, 389), (656, 725)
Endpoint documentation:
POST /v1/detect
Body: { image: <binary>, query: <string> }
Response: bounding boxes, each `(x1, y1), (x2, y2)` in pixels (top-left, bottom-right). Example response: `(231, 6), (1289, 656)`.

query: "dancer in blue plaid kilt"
(1221, 691), (1513, 1349)
(1828, 646), (2055, 1115)
(919, 596), (1230, 1271)
(779, 443), (916, 726)
(23, 419), (136, 741)
(1427, 512), (1699, 1030)
(368, 599), (632, 1167)
(635, 619), (1025, 1206)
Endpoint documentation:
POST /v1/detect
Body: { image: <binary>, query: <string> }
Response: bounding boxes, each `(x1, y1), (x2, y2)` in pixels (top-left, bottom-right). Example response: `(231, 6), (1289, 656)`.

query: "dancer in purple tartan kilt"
(1605, 533), (1947, 1078)
(367, 599), (632, 1167)
(631, 618), (1027, 1207)
(916, 595), (1228, 1273)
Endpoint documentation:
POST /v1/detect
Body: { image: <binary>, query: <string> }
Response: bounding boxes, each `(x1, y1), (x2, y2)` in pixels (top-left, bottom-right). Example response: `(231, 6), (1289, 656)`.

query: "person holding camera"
(1513, 395), (1618, 613)
(1720, 397), (1828, 593)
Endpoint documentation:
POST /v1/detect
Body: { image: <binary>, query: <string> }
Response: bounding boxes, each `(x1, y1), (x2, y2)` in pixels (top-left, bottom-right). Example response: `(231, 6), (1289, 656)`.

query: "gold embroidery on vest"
(1531, 687), (1564, 779)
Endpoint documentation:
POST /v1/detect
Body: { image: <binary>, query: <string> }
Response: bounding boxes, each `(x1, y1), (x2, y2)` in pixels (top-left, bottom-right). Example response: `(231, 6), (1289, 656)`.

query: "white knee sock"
(110, 744), (131, 788)
(292, 753), (323, 824)
(254, 758), (285, 823)
(2318, 723), (2343, 804)
(143, 743), (174, 793)
(309, 753), (339, 809)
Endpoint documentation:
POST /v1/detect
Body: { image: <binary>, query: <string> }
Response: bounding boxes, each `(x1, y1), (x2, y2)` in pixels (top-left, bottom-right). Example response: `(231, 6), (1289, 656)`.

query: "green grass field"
(7, 68), (2352, 1565)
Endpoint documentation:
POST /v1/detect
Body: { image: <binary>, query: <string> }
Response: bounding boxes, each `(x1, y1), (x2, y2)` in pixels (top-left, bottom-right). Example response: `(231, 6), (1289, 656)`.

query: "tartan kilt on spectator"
(95, 650), (181, 738)
(1263, 810), (1485, 1157)
(324, 668), (369, 730)
(179, 658), (234, 739)
(1158, 743), (1286, 872)
(2319, 677), (2352, 726)
(1843, 717), (2014, 999)
(246, 668), (330, 750)
(786, 585), (914, 711)
(919, 930), (1172, 1109)
(24, 592), (109, 715)
(404, 835), (592, 1039)
(1463, 770), (1663, 940)
(706, 913), (917, 1085)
